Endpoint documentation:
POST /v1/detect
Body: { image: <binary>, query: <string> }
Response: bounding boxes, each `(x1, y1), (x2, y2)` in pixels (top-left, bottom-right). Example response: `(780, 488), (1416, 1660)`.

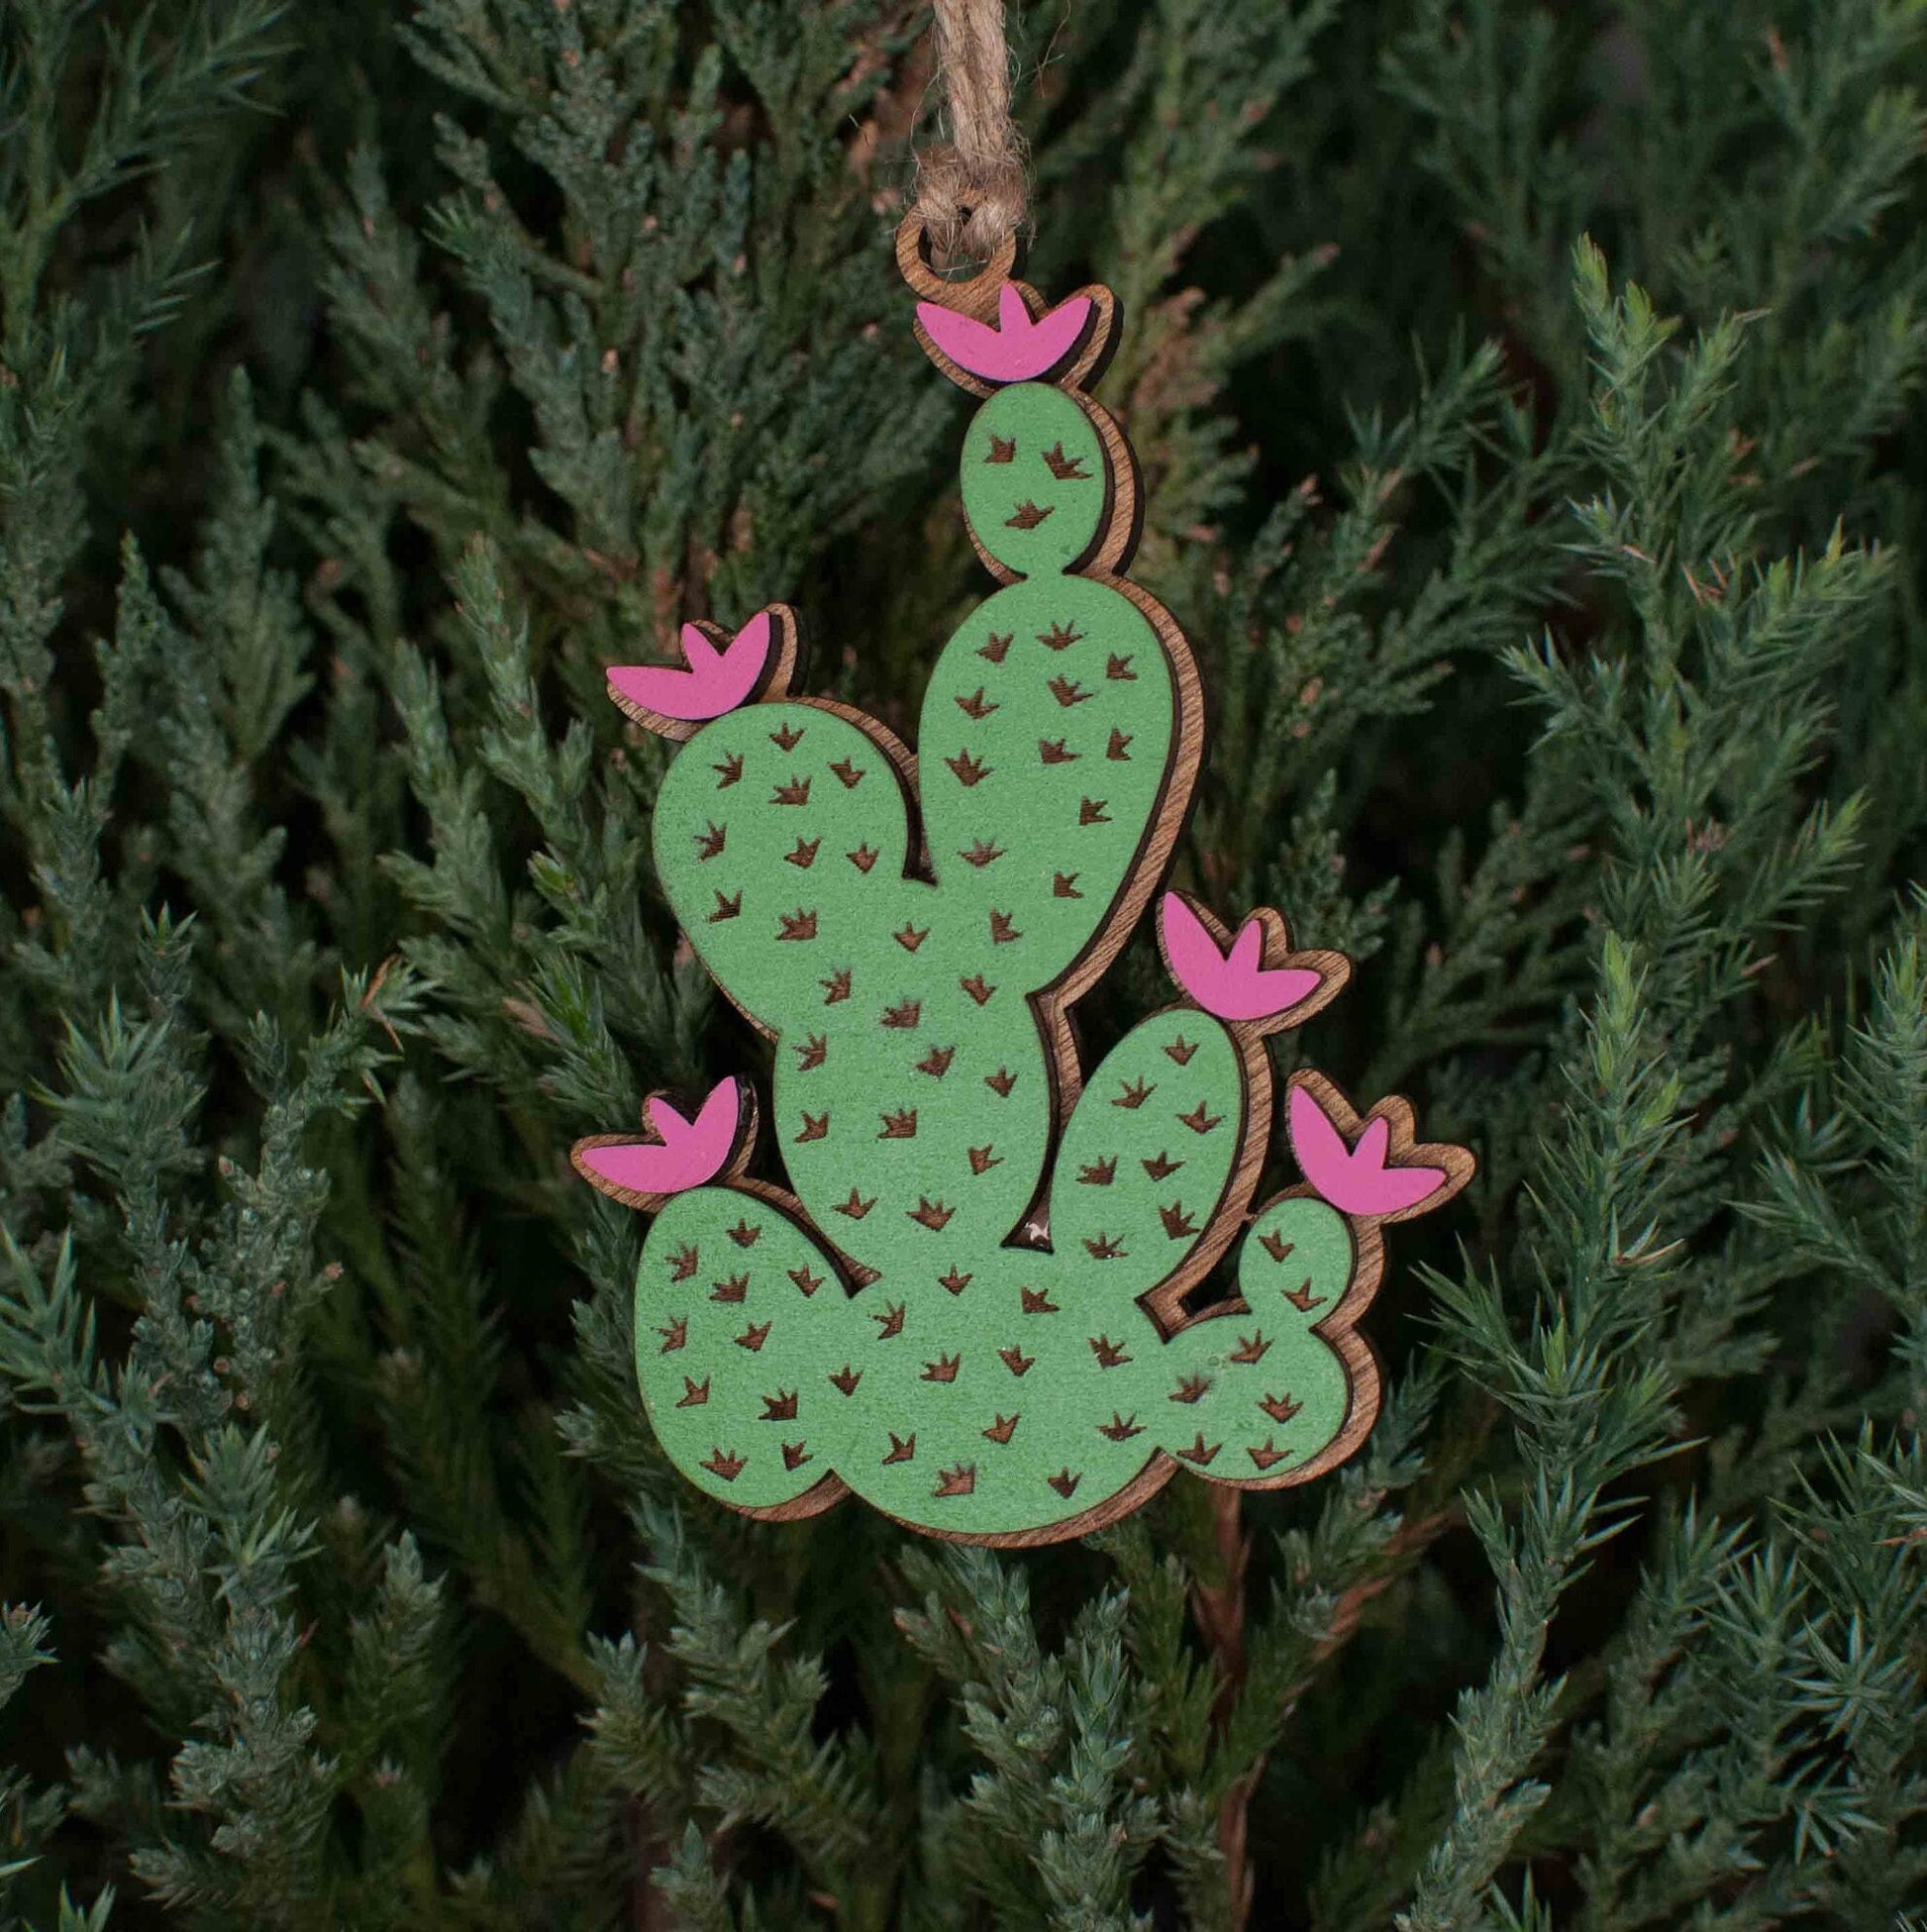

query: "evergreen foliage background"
(0, 1), (1924, 1924)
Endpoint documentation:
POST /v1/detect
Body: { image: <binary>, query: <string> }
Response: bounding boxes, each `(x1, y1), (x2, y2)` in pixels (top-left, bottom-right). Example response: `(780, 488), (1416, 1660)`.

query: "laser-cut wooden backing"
(571, 216), (1473, 1544)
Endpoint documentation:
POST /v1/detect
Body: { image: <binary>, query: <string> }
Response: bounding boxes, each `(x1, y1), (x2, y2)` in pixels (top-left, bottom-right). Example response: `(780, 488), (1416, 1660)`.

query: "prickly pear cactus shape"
(573, 221), (1476, 1544)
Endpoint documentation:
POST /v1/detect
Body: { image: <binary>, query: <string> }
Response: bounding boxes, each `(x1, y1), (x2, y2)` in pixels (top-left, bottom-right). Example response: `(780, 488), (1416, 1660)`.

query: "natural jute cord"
(913, 0), (1027, 264)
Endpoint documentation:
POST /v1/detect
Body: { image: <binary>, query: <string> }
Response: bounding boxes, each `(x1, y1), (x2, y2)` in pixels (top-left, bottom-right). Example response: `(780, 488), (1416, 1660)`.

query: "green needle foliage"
(0, 1), (1923, 1925)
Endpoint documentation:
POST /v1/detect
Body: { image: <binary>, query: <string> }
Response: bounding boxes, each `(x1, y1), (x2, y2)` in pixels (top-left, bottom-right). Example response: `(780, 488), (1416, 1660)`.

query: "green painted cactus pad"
(575, 228), (1475, 1543)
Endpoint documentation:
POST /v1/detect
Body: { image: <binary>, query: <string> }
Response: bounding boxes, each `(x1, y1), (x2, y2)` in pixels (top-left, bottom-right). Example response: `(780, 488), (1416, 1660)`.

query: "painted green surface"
(959, 383), (1110, 573)
(638, 369), (1368, 1535)
(635, 1175), (1358, 1535)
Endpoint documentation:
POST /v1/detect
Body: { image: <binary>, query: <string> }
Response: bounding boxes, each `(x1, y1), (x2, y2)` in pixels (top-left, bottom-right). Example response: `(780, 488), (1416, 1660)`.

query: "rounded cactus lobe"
(1049, 1010), (1245, 1309)
(962, 384), (1109, 576)
(773, 958), (1052, 1282)
(838, 1250), (1159, 1537)
(654, 701), (918, 1040)
(636, 1188), (859, 1511)
(918, 577), (1173, 993)
(1145, 1195), (1359, 1482)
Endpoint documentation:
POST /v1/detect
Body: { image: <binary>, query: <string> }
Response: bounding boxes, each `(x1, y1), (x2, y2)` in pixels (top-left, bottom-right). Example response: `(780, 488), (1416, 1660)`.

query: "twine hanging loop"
(913, 0), (1027, 266)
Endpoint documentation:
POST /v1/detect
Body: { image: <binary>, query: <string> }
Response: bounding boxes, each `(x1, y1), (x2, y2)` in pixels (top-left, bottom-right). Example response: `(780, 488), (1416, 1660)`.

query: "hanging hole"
(895, 208), (1020, 318)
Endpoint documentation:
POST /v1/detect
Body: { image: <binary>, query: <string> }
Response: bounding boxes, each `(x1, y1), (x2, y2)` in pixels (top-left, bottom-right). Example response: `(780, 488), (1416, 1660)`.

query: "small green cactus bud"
(963, 385), (1110, 576)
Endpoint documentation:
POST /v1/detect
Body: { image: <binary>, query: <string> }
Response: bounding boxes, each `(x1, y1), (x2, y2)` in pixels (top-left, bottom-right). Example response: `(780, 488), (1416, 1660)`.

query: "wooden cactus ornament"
(573, 217), (1473, 1544)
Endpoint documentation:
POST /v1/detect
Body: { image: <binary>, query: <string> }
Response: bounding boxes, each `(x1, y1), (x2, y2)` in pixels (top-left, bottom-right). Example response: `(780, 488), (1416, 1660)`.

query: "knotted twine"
(913, 0), (1027, 265)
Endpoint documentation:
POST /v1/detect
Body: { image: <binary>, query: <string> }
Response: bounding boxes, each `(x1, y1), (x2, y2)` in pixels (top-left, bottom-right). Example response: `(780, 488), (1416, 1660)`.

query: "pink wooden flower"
(607, 611), (772, 724)
(574, 1080), (745, 1199)
(1286, 1083), (1448, 1219)
(1160, 892), (1327, 1023)
(916, 283), (1094, 383)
